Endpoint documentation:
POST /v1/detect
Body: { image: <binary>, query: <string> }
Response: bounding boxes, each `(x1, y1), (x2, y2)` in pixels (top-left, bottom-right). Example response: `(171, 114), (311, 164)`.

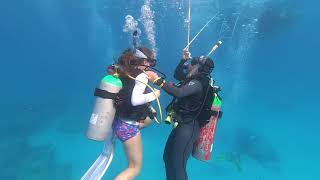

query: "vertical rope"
(186, 0), (191, 50)
(184, 12), (220, 50)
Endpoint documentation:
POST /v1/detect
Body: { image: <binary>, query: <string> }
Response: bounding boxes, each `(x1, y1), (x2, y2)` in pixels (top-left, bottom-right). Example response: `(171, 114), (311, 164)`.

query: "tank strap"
(94, 88), (117, 99)
(210, 110), (223, 119)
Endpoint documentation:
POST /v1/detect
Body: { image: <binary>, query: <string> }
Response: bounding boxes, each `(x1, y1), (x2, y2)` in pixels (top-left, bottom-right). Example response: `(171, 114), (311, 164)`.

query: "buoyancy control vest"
(168, 75), (222, 126)
(171, 75), (210, 119)
(116, 70), (150, 121)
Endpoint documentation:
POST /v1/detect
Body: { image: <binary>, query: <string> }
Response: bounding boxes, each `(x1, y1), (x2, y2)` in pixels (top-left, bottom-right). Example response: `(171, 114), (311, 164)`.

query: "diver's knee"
(129, 162), (142, 174)
(131, 166), (141, 177)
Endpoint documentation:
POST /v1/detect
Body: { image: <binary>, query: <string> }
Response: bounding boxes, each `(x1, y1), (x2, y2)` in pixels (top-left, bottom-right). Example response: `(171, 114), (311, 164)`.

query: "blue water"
(1, 0), (319, 179)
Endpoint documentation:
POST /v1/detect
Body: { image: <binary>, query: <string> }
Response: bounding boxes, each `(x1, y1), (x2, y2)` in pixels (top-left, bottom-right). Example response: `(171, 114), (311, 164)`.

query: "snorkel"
(132, 30), (149, 59)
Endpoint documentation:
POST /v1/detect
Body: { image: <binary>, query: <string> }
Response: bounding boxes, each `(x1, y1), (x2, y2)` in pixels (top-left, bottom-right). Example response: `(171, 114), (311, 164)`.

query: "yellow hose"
(126, 74), (162, 124)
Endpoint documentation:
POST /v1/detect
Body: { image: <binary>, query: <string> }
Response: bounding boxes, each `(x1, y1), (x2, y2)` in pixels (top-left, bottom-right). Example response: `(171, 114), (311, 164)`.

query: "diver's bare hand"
(154, 89), (161, 98)
(139, 117), (152, 129)
(183, 49), (192, 60)
(145, 71), (159, 82)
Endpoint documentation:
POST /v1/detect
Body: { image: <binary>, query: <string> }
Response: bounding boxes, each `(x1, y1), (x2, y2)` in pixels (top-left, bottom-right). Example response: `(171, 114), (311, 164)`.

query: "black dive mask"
(185, 56), (213, 75)
(146, 58), (157, 67)
(183, 56), (205, 68)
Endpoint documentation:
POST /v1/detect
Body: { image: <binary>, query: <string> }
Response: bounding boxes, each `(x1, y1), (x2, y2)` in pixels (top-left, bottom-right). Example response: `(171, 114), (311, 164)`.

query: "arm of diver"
(161, 79), (202, 98)
(131, 73), (157, 106)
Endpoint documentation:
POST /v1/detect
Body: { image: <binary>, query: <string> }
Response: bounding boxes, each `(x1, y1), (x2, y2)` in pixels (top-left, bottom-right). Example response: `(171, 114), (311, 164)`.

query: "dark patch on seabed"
(0, 101), (66, 139)
(217, 128), (281, 173)
(0, 137), (73, 180)
(235, 128), (281, 171)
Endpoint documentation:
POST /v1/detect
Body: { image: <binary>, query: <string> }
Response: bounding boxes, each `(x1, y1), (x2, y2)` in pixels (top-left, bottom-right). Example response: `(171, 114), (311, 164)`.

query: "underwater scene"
(0, 0), (319, 179)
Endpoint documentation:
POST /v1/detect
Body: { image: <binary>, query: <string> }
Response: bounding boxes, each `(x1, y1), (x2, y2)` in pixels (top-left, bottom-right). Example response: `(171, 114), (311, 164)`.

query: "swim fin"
(81, 133), (116, 180)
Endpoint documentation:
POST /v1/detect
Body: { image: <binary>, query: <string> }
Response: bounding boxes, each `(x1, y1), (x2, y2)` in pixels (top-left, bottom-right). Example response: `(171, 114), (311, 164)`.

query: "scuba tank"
(192, 88), (222, 161)
(86, 66), (123, 141)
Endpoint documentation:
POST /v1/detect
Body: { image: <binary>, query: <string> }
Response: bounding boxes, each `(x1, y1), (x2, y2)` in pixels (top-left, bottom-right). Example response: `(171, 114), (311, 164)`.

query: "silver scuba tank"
(86, 75), (123, 141)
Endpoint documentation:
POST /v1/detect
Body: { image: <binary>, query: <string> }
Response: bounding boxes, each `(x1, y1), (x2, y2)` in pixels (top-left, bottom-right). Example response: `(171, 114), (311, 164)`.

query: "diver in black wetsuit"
(146, 51), (215, 180)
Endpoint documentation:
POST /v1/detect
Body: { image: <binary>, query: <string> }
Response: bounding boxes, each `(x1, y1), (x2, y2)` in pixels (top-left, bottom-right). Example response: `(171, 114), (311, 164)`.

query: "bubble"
(123, 15), (139, 33)
(140, 0), (157, 57)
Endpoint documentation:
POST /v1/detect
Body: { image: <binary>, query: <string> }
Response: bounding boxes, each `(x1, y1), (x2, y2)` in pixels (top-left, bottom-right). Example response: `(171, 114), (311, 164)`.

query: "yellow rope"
(126, 74), (162, 124)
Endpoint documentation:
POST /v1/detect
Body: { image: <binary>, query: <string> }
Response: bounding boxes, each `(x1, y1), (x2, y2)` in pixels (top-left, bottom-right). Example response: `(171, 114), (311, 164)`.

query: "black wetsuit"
(159, 59), (209, 180)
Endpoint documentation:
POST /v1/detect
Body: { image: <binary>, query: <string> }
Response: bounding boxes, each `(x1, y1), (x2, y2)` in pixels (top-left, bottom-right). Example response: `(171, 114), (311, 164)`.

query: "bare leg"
(115, 133), (142, 180)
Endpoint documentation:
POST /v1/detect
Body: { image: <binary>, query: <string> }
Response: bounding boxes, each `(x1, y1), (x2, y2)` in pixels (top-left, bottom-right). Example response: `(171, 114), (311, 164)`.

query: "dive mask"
(132, 48), (157, 67)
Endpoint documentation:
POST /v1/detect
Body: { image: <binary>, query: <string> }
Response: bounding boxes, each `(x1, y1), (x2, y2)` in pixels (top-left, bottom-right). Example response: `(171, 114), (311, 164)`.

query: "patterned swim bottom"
(113, 117), (140, 142)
